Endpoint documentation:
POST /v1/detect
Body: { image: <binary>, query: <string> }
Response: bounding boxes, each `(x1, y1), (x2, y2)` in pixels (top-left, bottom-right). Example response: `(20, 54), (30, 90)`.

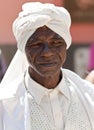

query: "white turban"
(0, 2), (72, 86)
(13, 2), (72, 52)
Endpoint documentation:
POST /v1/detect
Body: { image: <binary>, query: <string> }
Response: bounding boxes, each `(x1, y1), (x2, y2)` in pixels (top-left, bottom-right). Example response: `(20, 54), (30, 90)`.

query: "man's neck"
(28, 67), (62, 89)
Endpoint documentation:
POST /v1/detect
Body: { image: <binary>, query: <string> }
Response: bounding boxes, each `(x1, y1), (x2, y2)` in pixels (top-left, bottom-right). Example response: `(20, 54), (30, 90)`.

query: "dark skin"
(25, 26), (67, 89)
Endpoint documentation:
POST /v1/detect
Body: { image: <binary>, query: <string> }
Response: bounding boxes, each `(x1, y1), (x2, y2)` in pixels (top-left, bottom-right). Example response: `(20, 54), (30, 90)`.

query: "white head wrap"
(13, 2), (71, 52)
(1, 2), (72, 86)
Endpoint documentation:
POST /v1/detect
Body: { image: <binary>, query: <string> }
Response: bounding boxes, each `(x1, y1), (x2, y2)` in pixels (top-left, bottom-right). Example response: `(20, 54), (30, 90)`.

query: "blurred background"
(0, 0), (94, 82)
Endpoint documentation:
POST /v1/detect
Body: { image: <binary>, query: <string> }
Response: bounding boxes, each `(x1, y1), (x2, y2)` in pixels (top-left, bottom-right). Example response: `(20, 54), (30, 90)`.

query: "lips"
(36, 56), (60, 68)
(40, 62), (56, 66)
(38, 61), (58, 67)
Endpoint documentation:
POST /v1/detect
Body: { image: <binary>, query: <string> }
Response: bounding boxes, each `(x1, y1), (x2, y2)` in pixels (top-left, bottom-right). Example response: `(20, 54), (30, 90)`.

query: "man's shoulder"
(62, 68), (94, 97)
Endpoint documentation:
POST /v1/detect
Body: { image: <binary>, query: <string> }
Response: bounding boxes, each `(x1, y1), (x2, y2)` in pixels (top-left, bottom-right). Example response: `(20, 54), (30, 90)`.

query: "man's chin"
(38, 69), (60, 77)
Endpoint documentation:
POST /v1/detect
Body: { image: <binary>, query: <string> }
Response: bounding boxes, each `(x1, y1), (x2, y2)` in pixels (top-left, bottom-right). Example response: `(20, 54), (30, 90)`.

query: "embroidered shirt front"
(25, 71), (70, 130)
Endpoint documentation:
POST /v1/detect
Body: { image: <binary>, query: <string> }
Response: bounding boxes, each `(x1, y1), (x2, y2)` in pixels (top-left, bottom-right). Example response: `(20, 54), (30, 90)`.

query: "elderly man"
(0, 2), (94, 130)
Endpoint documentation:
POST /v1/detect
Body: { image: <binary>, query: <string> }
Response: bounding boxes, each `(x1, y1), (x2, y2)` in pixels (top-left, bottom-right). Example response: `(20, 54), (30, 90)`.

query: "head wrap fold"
(1, 2), (72, 86)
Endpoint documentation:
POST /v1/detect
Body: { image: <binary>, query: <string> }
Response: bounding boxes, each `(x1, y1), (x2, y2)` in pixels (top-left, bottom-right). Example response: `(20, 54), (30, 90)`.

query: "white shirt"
(25, 71), (71, 130)
(0, 69), (94, 130)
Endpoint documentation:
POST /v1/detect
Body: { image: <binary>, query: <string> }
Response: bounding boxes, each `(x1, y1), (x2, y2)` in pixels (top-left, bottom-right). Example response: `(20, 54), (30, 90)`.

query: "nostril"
(41, 44), (54, 57)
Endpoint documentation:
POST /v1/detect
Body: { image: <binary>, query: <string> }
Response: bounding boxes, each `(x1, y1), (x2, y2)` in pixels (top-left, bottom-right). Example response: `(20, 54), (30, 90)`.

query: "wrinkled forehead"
(31, 25), (53, 35)
(27, 25), (64, 42)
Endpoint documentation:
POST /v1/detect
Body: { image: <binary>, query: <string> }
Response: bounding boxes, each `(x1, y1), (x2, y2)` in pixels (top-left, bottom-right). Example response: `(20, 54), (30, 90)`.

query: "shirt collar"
(25, 70), (71, 104)
(25, 71), (48, 104)
(56, 74), (71, 100)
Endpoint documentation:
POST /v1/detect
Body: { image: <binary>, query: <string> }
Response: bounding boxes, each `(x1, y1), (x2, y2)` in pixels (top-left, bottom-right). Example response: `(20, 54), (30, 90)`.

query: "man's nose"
(41, 43), (54, 57)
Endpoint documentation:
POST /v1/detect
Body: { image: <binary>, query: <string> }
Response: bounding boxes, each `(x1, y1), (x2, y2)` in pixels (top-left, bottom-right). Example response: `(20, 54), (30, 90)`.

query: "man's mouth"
(38, 61), (57, 67)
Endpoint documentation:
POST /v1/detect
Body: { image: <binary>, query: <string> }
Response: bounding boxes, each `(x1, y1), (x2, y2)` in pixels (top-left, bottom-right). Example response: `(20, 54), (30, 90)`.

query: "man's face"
(25, 26), (67, 77)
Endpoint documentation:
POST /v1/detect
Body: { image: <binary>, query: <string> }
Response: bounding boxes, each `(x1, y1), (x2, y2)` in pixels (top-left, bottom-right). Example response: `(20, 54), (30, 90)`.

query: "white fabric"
(0, 50), (29, 86)
(0, 2), (71, 88)
(25, 71), (70, 129)
(49, 90), (63, 130)
(0, 69), (94, 130)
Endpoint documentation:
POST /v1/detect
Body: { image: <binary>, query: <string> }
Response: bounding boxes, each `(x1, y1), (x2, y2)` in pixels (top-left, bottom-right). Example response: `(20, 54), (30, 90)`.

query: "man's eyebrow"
(51, 34), (64, 40)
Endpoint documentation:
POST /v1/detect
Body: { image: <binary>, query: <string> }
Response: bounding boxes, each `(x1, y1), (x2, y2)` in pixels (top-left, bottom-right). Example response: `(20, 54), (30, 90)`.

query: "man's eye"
(26, 42), (42, 48)
(31, 43), (42, 48)
(53, 41), (63, 47)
